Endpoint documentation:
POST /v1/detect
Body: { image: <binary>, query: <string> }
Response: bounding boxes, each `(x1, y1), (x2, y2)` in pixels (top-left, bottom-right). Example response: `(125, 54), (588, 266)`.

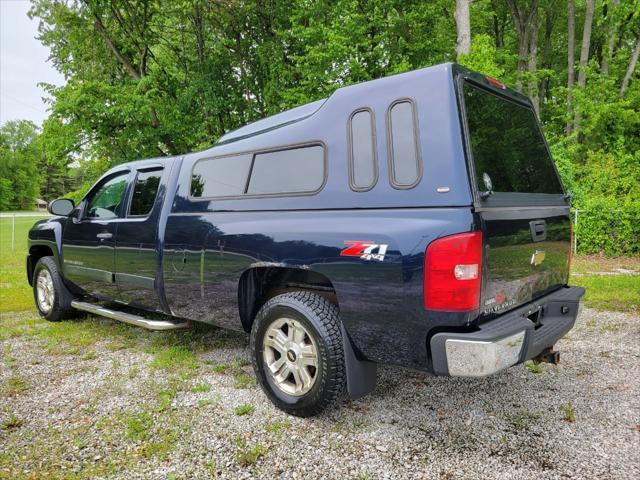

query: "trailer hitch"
(533, 347), (560, 365)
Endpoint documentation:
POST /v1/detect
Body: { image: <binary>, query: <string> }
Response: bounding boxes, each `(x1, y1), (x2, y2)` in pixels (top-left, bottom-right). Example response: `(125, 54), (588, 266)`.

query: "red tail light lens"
(424, 232), (483, 311)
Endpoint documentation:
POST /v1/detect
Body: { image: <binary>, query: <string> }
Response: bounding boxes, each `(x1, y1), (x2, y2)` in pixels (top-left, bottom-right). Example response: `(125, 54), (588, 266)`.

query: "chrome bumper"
(444, 331), (526, 377)
(430, 286), (585, 377)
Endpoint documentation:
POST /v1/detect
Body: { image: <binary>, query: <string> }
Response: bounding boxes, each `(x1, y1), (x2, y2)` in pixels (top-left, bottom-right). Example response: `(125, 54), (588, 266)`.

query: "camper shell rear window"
(462, 82), (563, 197)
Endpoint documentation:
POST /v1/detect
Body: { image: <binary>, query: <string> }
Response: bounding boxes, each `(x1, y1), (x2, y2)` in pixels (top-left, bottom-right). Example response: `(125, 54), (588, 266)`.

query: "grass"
(235, 436), (267, 466)
(524, 360), (544, 374)
(570, 274), (639, 314)
(1, 414), (24, 431)
(264, 419), (291, 434)
(570, 255), (640, 275)
(121, 411), (154, 442)
(191, 382), (211, 393)
(1, 374), (28, 396)
(234, 404), (255, 416)
(507, 411), (541, 431)
(560, 404), (576, 422)
(149, 345), (199, 372)
(0, 213), (51, 313)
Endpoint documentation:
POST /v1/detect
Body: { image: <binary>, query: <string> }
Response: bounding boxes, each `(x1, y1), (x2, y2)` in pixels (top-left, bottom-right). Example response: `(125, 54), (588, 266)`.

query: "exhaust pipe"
(533, 347), (560, 365)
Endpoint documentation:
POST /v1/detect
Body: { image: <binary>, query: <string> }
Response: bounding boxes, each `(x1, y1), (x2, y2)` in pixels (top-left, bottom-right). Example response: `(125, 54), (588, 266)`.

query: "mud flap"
(340, 323), (377, 399)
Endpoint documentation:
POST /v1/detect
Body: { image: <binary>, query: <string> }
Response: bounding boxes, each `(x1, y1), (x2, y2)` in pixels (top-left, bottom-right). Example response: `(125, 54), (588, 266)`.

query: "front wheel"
(33, 256), (75, 322)
(250, 291), (346, 417)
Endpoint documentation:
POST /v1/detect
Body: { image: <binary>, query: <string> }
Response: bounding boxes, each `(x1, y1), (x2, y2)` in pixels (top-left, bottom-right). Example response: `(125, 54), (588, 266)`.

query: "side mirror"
(48, 198), (75, 216)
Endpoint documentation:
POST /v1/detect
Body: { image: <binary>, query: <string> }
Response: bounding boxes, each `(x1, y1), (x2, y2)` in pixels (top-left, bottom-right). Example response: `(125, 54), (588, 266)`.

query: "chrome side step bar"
(71, 300), (190, 331)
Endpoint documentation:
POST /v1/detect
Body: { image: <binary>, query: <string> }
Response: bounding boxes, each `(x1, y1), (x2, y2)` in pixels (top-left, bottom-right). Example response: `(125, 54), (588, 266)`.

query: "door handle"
(97, 232), (113, 240)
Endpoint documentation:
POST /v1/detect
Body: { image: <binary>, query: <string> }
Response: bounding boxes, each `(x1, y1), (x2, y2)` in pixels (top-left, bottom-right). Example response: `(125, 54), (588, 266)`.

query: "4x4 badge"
(340, 241), (388, 262)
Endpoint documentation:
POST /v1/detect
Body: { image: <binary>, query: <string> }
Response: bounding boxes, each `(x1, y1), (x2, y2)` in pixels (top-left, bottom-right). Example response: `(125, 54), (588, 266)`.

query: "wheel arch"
(27, 244), (55, 286)
(238, 266), (338, 334)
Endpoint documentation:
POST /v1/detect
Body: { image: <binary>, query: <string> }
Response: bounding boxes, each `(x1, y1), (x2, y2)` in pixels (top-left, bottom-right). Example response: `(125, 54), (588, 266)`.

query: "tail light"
(424, 231), (483, 311)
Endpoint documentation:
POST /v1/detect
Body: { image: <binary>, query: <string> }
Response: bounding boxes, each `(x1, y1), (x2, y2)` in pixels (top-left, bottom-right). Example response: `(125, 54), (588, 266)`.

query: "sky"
(0, 0), (65, 127)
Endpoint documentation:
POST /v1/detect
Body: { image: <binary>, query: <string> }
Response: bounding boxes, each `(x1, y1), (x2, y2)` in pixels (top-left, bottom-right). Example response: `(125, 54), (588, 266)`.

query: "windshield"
(463, 82), (563, 195)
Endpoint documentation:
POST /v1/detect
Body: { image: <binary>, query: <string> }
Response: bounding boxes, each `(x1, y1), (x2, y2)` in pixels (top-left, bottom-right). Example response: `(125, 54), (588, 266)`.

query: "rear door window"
(463, 83), (563, 195)
(129, 169), (162, 216)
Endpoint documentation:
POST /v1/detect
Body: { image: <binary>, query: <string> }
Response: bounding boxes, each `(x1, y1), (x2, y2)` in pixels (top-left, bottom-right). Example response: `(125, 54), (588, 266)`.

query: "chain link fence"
(572, 208), (640, 256)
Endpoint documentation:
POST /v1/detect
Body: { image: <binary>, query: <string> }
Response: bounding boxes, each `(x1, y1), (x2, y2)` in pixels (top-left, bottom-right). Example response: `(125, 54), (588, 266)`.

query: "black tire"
(32, 256), (76, 322)
(250, 291), (346, 417)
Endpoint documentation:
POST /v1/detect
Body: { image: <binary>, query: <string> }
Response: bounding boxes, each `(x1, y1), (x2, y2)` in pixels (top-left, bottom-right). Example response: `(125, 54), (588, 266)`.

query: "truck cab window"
(85, 172), (128, 219)
(129, 169), (163, 216)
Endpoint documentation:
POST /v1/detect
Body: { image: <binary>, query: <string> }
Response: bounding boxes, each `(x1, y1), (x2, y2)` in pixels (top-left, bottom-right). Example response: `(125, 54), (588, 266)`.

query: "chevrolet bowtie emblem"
(531, 250), (546, 266)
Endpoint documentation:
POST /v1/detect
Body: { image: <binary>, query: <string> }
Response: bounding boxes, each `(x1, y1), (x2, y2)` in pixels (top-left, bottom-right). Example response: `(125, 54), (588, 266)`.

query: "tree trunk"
(577, 0), (595, 88)
(566, 0), (576, 135)
(620, 38), (640, 97)
(490, 0), (507, 48)
(573, 0), (595, 135)
(528, 7), (540, 116)
(506, 0), (539, 92)
(455, 0), (472, 57)
(539, 2), (557, 110)
(601, 0), (619, 74)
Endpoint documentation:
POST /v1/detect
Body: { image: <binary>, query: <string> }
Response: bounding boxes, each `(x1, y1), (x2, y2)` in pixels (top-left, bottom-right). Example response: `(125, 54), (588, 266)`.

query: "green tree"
(0, 121), (42, 210)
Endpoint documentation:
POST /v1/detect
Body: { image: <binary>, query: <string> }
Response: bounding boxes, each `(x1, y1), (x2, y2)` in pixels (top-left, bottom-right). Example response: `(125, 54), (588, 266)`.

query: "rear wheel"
(33, 257), (75, 322)
(250, 291), (346, 417)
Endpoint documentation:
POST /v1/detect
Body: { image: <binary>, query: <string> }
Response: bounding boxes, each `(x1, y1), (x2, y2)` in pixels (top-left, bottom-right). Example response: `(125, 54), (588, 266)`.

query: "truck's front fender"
(27, 218), (65, 285)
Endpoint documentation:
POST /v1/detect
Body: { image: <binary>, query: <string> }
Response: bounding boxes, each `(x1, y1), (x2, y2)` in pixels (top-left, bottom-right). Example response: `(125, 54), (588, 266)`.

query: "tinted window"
(191, 154), (252, 197)
(86, 172), (128, 219)
(129, 169), (162, 216)
(349, 110), (377, 190)
(388, 100), (420, 187)
(247, 146), (324, 195)
(463, 83), (563, 195)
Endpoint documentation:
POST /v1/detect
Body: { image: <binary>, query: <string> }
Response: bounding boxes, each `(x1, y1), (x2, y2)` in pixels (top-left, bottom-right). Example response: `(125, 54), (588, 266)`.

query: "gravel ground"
(1, 306), (639, 480)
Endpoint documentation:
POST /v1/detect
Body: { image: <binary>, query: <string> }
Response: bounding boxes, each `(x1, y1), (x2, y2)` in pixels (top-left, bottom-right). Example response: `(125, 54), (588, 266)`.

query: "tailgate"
(458, 74), (571, 316)
(479, 208), (571, 315)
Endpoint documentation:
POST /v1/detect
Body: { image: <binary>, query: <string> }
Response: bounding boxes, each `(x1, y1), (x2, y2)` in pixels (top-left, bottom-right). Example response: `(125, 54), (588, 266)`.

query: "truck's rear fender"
(238, 266), (337, 332)
(163, 207), (476, 369)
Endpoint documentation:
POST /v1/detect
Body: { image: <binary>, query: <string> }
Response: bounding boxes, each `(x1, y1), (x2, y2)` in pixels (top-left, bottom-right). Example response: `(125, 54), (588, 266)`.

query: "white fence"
(0, 213), (52, 251)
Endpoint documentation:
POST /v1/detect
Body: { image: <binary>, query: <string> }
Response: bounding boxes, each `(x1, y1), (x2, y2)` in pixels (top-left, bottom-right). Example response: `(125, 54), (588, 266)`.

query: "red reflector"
(486, 76), (506, 89)
(424, 232), (483, 311)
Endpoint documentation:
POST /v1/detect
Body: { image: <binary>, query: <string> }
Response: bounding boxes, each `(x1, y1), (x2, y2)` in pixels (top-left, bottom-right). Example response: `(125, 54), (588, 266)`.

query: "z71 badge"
(340, 241), (388, 262)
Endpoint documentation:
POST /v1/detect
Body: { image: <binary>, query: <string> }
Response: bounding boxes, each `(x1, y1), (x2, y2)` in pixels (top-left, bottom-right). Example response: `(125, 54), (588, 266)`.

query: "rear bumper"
(430, 286), (585, 377)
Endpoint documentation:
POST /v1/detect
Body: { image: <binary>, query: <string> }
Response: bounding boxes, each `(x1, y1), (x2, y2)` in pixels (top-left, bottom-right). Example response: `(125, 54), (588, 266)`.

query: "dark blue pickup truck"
(28, 63), (584, 416)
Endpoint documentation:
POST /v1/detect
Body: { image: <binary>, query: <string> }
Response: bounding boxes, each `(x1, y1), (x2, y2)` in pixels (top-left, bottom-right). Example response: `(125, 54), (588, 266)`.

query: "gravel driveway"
(1, 306), (638, 479)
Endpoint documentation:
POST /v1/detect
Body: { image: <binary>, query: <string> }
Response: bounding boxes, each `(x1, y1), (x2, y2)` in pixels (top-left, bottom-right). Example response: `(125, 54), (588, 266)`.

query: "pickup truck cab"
(28, 63), (584, 417)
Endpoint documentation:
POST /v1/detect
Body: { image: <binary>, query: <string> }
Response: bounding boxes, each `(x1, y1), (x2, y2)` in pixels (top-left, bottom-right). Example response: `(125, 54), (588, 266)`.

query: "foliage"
(0, 121), (41, 210)
(2, 0), (639, 254)
(458, 33), (505, 78)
